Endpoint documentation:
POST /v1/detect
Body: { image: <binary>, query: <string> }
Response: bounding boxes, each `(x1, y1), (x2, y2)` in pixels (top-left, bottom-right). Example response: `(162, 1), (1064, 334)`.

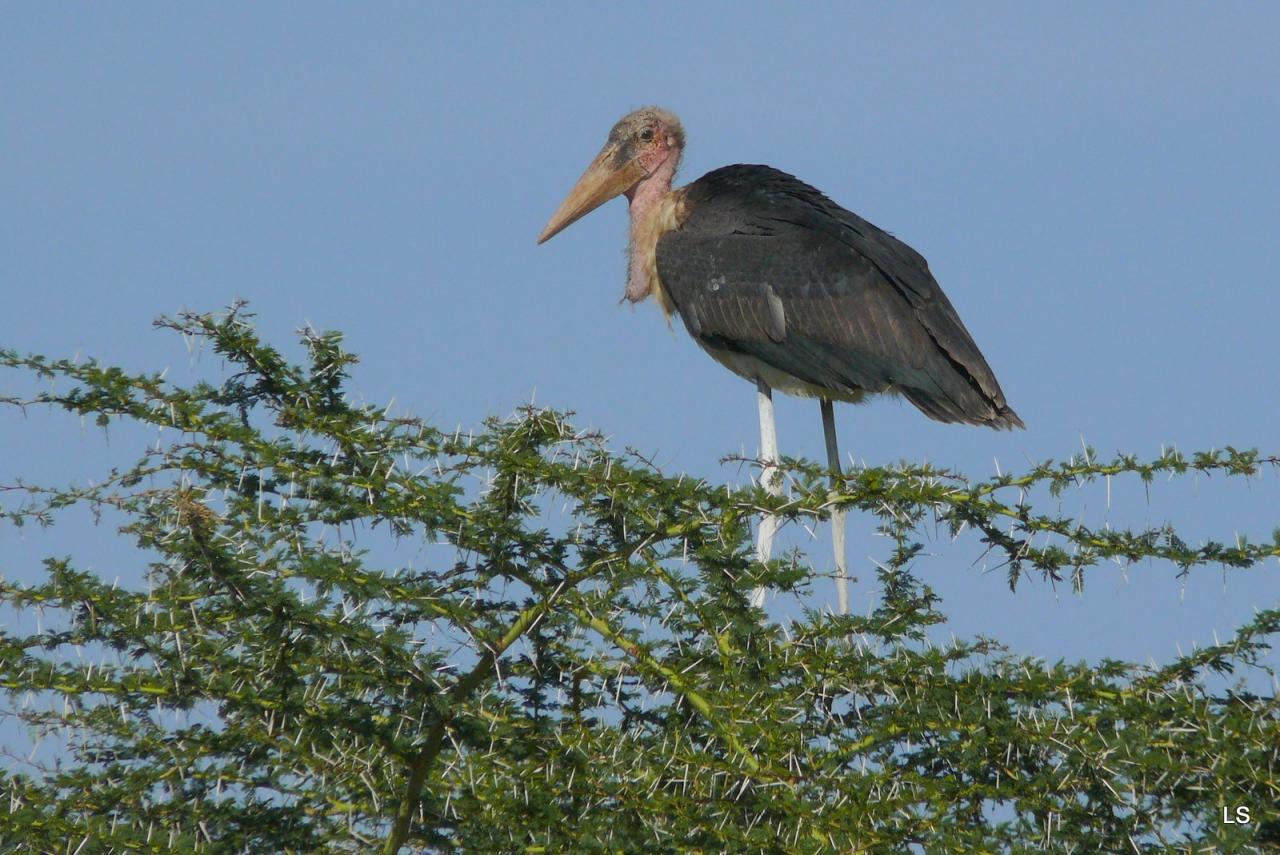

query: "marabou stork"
(539, 107), (1022, 613)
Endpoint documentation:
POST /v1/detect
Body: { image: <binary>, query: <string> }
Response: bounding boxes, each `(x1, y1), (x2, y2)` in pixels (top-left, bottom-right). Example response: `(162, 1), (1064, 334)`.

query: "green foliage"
(1, 306), (1277, 853)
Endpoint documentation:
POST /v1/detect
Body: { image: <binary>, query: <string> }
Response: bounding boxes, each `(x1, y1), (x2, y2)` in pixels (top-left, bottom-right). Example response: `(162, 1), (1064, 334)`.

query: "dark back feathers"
(656, 165), (1022, 429)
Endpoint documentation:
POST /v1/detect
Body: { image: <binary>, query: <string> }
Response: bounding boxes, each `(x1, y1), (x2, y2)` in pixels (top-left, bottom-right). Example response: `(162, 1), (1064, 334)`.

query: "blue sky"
(3, 5), (1278, 675)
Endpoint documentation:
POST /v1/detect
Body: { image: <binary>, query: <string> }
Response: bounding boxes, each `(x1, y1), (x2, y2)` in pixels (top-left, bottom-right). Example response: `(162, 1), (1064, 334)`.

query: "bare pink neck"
(624, 151), (681, 303)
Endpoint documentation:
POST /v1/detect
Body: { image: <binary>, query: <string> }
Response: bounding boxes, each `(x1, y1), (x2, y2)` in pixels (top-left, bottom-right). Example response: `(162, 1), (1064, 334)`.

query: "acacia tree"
(1, 306), (1277, 853)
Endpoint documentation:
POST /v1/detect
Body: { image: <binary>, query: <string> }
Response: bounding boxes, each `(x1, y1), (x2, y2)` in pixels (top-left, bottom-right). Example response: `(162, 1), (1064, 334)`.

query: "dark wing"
(657, 164), (1022, 429)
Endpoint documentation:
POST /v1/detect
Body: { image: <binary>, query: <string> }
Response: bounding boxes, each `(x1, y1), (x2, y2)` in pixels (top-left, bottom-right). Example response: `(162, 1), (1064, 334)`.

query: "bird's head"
(538, 107), (685, 244)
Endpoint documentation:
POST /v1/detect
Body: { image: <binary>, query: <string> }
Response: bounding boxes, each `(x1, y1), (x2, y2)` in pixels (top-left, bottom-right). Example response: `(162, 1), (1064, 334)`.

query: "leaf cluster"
(1, 307), (1277, 853)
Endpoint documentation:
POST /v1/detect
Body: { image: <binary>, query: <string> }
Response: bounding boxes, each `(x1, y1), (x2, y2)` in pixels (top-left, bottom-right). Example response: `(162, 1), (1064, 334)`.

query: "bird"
(538, 107), (1022, 613)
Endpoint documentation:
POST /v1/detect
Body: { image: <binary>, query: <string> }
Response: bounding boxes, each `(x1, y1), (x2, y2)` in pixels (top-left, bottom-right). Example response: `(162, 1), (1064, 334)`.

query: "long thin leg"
(821, 399), (850, 615)
(750, 380), (780, 609)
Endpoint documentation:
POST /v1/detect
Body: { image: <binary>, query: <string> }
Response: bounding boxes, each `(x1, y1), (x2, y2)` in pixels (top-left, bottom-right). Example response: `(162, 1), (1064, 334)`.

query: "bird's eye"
(640, 128), (654, 142)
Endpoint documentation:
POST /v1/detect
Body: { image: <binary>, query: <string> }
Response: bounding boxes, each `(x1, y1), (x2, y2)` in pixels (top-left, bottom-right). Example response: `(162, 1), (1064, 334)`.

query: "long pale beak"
(538, 146), (646, 244)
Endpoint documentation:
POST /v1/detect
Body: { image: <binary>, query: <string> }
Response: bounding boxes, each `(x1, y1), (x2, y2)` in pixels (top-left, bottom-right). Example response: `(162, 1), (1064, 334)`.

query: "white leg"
(821, 399), (850, 615)
(750, 380), (781, 609)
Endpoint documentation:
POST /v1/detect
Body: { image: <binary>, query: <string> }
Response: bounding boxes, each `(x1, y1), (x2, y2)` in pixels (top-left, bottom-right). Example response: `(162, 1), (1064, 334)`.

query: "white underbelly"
(696, 340), (869, 404)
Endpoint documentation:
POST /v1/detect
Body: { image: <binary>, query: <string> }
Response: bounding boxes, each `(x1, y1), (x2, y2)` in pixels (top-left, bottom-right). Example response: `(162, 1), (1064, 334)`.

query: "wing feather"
(656, 165), (1022, 429)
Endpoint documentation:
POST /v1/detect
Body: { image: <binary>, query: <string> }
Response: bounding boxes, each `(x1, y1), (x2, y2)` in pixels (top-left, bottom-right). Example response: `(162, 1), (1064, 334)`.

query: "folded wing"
(656, 165), (1022, 429)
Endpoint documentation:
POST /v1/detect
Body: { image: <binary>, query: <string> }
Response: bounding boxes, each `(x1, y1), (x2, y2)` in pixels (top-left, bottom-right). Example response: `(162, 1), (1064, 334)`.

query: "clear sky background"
(3, 5), (1278, 678)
